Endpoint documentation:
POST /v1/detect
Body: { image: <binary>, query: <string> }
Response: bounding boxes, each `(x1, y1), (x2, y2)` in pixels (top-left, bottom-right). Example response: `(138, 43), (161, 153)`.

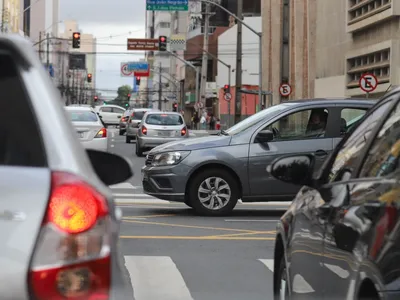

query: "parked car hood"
(150, 135), (231, 153)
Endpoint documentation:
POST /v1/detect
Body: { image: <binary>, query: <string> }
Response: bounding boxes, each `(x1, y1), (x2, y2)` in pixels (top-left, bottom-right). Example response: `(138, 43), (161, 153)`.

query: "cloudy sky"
(59, 0), (146, 98)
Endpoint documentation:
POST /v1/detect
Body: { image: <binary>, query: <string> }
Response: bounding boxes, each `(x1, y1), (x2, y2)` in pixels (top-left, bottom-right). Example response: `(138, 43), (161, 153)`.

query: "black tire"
(188, 168), (239, 216)
(126, 136), (132, 143)
(274, 256), (289, 300)
(135, 142), (144, 157)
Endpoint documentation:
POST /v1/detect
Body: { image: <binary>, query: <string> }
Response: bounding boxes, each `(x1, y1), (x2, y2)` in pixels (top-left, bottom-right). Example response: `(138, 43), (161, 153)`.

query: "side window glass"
(360, 102), (400, 178)
(112, 108), (125, 114)
(100, 107), (112, 113)
(0, 54), (46, 167)
(264, 108), (328, 141)
(328, 101), (391, 182)
(340, 108), (368, 136)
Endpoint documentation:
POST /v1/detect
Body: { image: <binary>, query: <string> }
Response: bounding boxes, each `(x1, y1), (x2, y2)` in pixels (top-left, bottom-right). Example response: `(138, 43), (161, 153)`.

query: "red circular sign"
(359, 73), (378, 93)
(279, 83), (292, 97)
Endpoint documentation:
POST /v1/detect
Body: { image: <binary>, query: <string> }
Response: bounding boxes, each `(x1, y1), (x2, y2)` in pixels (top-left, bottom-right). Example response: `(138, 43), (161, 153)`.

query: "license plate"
(158, 131), (171, 137)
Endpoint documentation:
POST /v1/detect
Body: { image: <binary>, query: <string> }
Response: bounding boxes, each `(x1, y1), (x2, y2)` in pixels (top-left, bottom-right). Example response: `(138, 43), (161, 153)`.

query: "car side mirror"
(86, 149), (133, 186)
(255, 129), (274, 143)
(267, 154), (315, 186)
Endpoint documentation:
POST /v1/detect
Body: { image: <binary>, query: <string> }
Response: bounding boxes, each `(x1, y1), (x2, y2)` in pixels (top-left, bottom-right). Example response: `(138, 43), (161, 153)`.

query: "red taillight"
(142, 125), (147, 135)
(95, 127), (107, 138)
(181, 127), (187, 136)
(29, 172), (111, 299)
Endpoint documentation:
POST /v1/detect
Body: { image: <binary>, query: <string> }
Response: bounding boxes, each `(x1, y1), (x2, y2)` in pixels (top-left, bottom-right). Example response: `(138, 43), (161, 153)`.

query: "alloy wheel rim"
(197, 177), (231, 210)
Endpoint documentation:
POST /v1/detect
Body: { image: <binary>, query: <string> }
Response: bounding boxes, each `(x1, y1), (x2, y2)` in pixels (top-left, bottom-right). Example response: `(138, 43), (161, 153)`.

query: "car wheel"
(274, 256), (289, 300)
(135, 142), (144, 157)
(189, 169), (239, 216)
(126, 136), (132, 143)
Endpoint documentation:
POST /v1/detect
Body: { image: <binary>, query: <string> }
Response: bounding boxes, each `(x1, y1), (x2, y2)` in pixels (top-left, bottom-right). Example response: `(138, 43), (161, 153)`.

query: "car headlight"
(151, 151), (190, 167)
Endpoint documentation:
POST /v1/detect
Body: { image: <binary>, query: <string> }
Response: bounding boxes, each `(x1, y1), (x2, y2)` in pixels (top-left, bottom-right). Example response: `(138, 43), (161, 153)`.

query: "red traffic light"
(128, 94), (131, 97)
(160, 37), (166, 42)
(224, 85), (229, 89)
(87, 73), (92, 78)
(136, 77), (140, 80)
(94, 96), (98, 100)
(73, 33), (80, 38)
(173, 103), (178, 108)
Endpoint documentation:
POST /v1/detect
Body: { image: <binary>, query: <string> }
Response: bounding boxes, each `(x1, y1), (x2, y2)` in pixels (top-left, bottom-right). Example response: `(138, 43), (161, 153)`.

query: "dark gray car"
(141, 99), (376, 216)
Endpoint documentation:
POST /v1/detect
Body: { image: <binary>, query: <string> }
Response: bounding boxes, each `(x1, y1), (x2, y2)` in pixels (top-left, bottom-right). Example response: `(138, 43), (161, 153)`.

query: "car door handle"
(315, 150), (328, 157)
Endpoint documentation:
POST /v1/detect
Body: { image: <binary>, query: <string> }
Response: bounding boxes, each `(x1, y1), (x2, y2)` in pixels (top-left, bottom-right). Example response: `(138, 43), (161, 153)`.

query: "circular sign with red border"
(279, 83), (292, 97)
(121, 63), (134, 77)
(359, 73), (378, 93)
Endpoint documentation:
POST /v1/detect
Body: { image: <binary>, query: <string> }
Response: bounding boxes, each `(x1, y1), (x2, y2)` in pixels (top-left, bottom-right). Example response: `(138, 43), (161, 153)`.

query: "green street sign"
(146, 0), (188, 11)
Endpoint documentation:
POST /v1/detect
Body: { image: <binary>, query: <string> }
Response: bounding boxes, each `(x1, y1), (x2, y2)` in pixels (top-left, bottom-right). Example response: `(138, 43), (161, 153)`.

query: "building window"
(348, 0), (391, 25)
(346, 48), (390, 89)
(158, 22), (170, 28)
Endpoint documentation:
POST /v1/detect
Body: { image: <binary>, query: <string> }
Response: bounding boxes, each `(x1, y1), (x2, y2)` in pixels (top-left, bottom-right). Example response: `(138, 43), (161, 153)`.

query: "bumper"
(141, 163), (192, 202)
(138, 136), (187, 149)
(126, 127), (138, 137)
(81, 138), (108, 151)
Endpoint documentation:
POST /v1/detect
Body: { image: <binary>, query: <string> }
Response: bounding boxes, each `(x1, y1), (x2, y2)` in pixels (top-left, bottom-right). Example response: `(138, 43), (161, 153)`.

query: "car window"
(359, 102), (400, 178)
(67, 110), (98, 122)
(328, 101), (392, 182)
(146, 114), (184, 126)
(224, 102), (298, 135)
(100, 107), (112, 112)
(0, 53), (46, 167)
(264, 108), (328, 141)
(340, 108), (368, 136)
(112, 107), (125, 114)
(132, 111), (147, 120)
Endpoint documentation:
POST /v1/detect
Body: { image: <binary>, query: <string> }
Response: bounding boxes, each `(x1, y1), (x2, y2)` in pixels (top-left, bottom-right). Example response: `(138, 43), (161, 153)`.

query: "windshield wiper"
(218, 130), (229, 136)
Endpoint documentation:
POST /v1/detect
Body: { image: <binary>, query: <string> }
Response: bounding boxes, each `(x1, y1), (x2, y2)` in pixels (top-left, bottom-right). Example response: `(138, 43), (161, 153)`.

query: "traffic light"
(172, 102), (178, 112)
(127, 93), (131, 100)
(158, 36), (167, 51)
(72, 32), (81, 49)
(94, 96), (98, 102)
(136, 77), (141, 85)
(87, 73), (92, 82)
(223, 84), (230, 94)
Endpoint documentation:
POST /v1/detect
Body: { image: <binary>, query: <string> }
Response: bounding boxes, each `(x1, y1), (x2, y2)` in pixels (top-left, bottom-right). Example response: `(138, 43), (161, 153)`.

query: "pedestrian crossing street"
(123, 255), (275, 300)
(110, 182), (292, 207)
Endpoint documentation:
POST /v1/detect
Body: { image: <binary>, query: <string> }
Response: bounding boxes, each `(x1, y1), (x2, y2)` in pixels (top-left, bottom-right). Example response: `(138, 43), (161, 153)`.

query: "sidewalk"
(189, 130), (220, 137)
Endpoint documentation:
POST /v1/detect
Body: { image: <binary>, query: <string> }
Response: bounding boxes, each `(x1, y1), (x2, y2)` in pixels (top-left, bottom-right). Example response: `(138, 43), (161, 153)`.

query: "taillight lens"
(95, 128), (107, 138)
(29, 172), (111, 300)
(142, 125), (147, 135)
(181, 127), (187, 136)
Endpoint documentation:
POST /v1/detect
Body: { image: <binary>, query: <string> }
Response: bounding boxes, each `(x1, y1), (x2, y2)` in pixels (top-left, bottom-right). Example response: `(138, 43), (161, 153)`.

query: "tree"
(108, 85), (132, 106)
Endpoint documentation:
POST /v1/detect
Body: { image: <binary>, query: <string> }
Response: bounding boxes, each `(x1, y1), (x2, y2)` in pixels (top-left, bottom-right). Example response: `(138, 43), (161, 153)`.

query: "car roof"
(284, 98), (377, 106)
(65, 106), (95, 111)
(146, 111), (182, 115)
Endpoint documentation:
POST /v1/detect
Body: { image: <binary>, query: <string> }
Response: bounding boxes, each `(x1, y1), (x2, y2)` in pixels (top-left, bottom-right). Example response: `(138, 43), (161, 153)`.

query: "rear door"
(130, 110), (147, 128)
(144, 113), (185, 138)
(98, 106), (113, 123)
(66, 110), (103, 142)
(0, 42), (51, 298)
(111, 106), (125, 124)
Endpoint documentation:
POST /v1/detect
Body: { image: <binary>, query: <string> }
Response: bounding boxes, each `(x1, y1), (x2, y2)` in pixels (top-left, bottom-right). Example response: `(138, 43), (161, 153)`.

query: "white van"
(94, 105), (126, 126)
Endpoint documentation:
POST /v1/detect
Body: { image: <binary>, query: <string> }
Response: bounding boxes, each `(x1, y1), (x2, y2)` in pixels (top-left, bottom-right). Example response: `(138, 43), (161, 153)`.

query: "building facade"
(1, 0), (21, 33)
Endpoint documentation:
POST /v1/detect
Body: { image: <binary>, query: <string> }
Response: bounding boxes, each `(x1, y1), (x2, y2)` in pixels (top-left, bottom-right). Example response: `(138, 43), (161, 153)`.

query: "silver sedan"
(136, 111), (188, 156)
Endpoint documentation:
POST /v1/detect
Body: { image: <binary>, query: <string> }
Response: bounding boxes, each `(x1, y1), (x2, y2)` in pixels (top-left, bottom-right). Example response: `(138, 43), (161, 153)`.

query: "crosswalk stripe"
(125, 256), (193, 300)
(258, 259), (274, 272)
(110, 182), (137, 189)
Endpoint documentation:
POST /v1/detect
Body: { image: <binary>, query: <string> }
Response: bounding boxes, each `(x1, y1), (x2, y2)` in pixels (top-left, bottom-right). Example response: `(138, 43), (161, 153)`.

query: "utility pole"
(158, 62), (162, 110)
(46, 32), (50, 70)
(72, 69), (75, 104)
(234, 0), (243, 124)
(38, 31), (43, 62)
(199, 2), (211, 114)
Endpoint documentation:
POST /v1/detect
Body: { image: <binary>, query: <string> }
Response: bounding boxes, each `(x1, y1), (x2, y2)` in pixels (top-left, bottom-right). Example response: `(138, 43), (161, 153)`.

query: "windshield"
(132, 111), (147, 120)
(224, 103), (298, 135)
(146, 114), (184, 126)
(67, 110), (98, 122)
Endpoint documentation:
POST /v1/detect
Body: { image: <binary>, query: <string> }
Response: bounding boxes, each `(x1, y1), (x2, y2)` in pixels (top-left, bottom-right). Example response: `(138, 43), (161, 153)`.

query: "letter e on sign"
(359, 73), (378, 93)
(279, 83), (292, 97)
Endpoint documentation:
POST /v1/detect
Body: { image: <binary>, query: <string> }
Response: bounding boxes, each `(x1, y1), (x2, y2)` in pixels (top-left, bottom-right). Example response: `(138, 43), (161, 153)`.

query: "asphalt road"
(107, 128), (289, 300)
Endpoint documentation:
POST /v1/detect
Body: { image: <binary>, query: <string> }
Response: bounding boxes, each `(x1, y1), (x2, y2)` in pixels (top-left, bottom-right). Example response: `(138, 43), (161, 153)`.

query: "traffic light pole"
(158, 62), (162, 110)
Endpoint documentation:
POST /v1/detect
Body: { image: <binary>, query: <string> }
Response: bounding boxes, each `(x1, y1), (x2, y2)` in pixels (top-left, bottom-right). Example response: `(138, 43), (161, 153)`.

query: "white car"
(65, 106), (108, 151)
(95, 105), (126, 126)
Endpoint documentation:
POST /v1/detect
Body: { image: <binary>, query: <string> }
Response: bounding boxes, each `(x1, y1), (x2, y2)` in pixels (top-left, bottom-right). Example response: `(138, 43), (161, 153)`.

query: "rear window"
(131, 111), (146, 120)
(146, 114), (184, 126)
(67, 110), (98, 122)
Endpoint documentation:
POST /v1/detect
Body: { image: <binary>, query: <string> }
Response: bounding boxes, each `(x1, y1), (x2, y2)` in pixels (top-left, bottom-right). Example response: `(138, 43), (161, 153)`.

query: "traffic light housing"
(158, 36), (167, 51)
(87, 73), (92, 83)
(72, 32), (81, 49)
(127, 93), (131, 100)
(136, 77), (141, 85)
(94, 96), (98, 102)
(223, 84), (230, 94)
(172, 102), (178, 112)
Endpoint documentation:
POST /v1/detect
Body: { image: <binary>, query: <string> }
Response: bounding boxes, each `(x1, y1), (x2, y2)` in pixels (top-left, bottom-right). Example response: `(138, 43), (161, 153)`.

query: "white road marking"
(239, 200), (292, 206)
(110, 182), (136, 189)
(259, 259), (274, 272)
(115, 198), (171, 204)
(110, 145), (115, 148)
(224, 219), (279, 222)
(111, 132), (115, 138)
(125, 256), (193, 300)
(114, 193), (154, 197)
(292, 274), (315, 294)
(111, 139), (115, 142)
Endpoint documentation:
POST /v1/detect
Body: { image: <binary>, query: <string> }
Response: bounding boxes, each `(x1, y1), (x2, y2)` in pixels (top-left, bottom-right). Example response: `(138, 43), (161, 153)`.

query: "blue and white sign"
(146, 0), (188, 11)
(127, 61), (149, 72)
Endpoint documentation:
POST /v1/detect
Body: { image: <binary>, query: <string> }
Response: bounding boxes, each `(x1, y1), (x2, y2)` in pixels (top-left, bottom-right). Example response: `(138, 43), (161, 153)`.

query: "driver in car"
(306, 109), (327, 137)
